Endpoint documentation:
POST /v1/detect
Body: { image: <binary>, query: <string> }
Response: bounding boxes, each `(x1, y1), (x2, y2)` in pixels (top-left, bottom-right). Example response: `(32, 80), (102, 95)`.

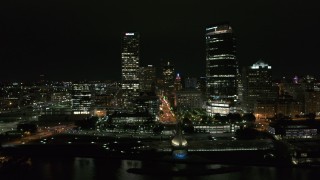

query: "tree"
(153, 124), (164, 134)
(307, 112), (316, 121)
(214, 113), (221, 120)
(182, 117), (192, 125)
(201, 115), (213, 124)
(274, 113), (285, 120)
(227, 113), (241, 123)
(183, 125), (194, 134)
(235, 128), (259, 140)
(242, 113), (256, 122)
(182, 117), (194, 134)
(75, 116), (98, 130)
(219, 116), (228, 123)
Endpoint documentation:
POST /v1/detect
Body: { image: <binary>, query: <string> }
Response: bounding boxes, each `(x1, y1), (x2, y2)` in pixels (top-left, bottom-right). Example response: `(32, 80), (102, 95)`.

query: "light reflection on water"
(2, 157), (313, 180)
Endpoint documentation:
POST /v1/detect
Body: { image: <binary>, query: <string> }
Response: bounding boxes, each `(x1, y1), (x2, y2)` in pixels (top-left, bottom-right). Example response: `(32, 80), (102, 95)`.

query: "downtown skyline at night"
(1, 1), (320, 178)
(1, 0), (320, 82)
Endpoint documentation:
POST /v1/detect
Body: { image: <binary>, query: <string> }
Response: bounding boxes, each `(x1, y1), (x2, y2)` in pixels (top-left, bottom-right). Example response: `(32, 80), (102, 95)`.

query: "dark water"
(1, 157), (319, 180)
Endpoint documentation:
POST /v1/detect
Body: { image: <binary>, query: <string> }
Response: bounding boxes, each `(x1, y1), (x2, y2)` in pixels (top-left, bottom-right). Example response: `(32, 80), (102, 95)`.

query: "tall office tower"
(242, 60), (277, 112)
(71, 83), (92, 115)
(121, 32), (140, 109)
(162, 60), (175, 94)
(205, 23), (239, 101)
(139, 65), (156, 92)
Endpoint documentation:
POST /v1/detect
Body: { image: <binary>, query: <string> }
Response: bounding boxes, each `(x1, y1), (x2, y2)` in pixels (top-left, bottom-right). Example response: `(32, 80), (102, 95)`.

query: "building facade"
(175, 89), (203, 110)
(205, 23), (239, 101)
(242, 60), (277, 112)
(139, 65), (156, 92)
(161, 60), (175, 94)
(121, 32), (140, 109)
(71, 83), (92, 115)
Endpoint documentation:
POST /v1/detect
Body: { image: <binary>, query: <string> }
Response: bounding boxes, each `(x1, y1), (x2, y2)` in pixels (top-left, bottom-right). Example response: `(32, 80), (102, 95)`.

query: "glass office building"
(205, 23), (239, 101)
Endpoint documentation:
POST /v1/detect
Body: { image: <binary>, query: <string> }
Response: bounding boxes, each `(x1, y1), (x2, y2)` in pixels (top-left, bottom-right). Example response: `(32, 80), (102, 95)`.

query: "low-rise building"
(268, 120), (320, 139)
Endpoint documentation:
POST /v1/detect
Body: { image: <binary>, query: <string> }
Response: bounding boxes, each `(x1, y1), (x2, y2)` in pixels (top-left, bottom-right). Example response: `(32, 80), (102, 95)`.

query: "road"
(2, 124), (76, 146)
(159, 96), (176, 124)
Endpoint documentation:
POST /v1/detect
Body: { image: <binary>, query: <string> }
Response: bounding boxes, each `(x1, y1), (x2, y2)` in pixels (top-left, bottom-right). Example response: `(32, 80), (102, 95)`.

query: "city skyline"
(1, 0), (319, 81)
(1, 1), (320, 173)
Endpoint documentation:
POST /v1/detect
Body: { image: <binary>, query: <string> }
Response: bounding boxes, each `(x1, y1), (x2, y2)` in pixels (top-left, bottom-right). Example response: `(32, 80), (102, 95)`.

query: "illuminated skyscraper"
(162, 60), (175, 94)
(121, 32), (140, 108)
(205, 23), (239, 101)
(242, 60), (277, 112)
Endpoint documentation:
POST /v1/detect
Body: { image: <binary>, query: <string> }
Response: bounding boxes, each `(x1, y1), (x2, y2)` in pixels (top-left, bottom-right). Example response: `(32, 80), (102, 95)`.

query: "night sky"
(1, 0), (319, 82)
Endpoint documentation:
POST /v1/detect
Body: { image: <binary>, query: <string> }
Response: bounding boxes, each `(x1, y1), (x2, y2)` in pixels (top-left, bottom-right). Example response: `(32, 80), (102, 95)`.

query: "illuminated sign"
(125, 33), (134, 36)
